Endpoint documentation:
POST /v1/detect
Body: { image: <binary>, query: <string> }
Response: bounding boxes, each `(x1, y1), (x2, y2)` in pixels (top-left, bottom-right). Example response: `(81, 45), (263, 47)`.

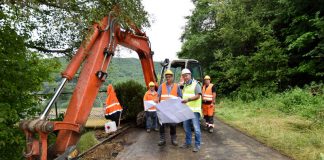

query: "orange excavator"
(19, 12), (157, 160)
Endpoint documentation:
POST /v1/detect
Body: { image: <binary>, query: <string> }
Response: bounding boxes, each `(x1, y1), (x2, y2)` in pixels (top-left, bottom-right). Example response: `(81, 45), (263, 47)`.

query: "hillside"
(41, 57), (162, 109)
(105, 57), (162, 86)
(47, 57), (162, 90)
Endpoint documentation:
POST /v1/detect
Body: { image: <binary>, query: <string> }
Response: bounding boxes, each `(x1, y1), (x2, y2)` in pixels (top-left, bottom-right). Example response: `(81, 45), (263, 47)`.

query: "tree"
(0, 1), (150, 158)
(1, 0), (150, 57)
(179, 0), (324, 97)
(0, 24), (60, 159)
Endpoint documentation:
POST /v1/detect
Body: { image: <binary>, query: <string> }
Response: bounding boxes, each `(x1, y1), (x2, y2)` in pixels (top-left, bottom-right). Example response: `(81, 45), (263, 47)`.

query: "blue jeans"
(146, 111), (157, 129)
(183, 112), (201, 147)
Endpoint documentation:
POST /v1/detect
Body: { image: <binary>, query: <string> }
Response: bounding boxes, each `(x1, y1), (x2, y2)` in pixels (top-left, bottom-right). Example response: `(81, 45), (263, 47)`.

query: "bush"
(114, 80), (146, 121)
(276, 85), (324, 123)
(278, 88), (314, 114)
(227, 84), (324, 123)
(222, 83), (324, 124)
(230, 83), (276, 102)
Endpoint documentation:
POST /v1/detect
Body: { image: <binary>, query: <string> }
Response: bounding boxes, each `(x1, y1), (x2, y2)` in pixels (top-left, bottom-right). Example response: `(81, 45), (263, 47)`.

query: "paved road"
(115, 118), (291, 160)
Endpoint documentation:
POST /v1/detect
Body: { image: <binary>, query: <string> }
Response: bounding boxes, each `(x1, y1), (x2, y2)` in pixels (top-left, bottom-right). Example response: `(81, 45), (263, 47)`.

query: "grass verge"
(77, 131), (99, 153)
(216, 100), (324, 160)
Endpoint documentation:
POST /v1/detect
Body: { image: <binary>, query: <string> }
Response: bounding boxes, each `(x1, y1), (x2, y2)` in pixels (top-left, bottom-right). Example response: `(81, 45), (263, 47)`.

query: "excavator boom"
(20, 14), (157, 160)
(55, 16), (156, 154)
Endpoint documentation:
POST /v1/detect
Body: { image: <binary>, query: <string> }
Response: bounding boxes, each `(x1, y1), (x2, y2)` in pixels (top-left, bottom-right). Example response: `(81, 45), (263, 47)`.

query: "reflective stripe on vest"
(160, 83), (178, 101)
(183, 80), (201, 113)
(202, 84), (214, 101)
(105, 103), (123, 115)
(106, 102), (120, 109)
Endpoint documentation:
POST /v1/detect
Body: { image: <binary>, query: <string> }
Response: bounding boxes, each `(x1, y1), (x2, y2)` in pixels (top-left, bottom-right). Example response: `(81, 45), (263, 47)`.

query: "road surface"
(115, 118), (291, 160)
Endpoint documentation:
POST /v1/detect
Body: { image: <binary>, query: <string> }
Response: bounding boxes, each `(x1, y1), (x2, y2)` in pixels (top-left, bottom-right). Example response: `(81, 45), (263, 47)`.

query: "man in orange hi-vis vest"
(202, 75), (217, 133)
(156, 69), (182, 146)
(105, 84), (123, 126)
(143, 82), (159, 133)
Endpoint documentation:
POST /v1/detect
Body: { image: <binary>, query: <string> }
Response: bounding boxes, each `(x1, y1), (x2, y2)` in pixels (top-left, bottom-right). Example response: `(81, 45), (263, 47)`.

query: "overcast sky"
(117, 0), (194, 61)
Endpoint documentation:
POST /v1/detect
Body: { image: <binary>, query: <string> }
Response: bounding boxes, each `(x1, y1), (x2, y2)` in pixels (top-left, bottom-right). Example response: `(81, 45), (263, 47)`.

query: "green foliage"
(49, 57), (161, 110)
(104, 58), (161, 86)
(226, 84), (324, 124)
(76, 131), (99, 153)
(217, 84), (324, 160)
(55, 57), (161, 87)
(217, 101), (324, 160)
(0, 25), (60, 159)
(230, 83), (276, 102)
(277, 85), (324, 123)
(179, 0), (324, 95)
(0, 1), (149, 158)
(114, 80), (146, 120)
(1, 0), (150, 57)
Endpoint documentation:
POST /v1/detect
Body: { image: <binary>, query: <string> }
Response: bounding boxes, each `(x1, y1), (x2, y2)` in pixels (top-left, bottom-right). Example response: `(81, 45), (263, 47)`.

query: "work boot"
(158, 140), (166, 146)
(171, 140), (178, 146)
(204, 123), (209, 131)
(193, 146), (200, 152)
(146, 129), (151, 133)
(171, 135), (178, 146)
(179, 143), (191, 149)
(158, 134), (166, 146)
(208, 127), (214, 133)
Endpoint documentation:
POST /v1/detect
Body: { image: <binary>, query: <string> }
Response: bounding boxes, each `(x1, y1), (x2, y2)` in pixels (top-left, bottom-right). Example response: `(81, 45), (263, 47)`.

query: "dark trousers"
(204, 115), (214, 124)
(105, 111), (121, 126)
(159, 123), (177, 141)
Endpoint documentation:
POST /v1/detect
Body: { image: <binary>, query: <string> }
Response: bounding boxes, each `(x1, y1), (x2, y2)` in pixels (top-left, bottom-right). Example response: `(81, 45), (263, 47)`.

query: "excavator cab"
(160, 58), (203, 84)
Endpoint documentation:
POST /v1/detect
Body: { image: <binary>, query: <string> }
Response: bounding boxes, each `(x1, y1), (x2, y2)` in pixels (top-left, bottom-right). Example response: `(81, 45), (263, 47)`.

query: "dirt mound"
(94, 129), (112, 140)
(82, 139), (124, 160)
(82, 127), (134, 160)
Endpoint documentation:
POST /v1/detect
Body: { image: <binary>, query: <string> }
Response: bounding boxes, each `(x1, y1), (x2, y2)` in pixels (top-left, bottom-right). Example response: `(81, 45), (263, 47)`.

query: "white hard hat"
(181, 68), (191, 75)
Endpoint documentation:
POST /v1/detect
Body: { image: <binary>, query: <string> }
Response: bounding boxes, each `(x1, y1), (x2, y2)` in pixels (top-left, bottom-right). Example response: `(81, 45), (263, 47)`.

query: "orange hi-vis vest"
(143, 90), (158, 111)
(160, 82), (178, 101)
(202, 84), (214, 102)
(105, 85), (123, 116)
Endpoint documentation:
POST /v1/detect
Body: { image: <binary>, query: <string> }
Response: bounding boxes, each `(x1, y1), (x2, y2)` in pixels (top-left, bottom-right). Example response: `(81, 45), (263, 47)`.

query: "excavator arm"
(19, 14), (157, 160)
